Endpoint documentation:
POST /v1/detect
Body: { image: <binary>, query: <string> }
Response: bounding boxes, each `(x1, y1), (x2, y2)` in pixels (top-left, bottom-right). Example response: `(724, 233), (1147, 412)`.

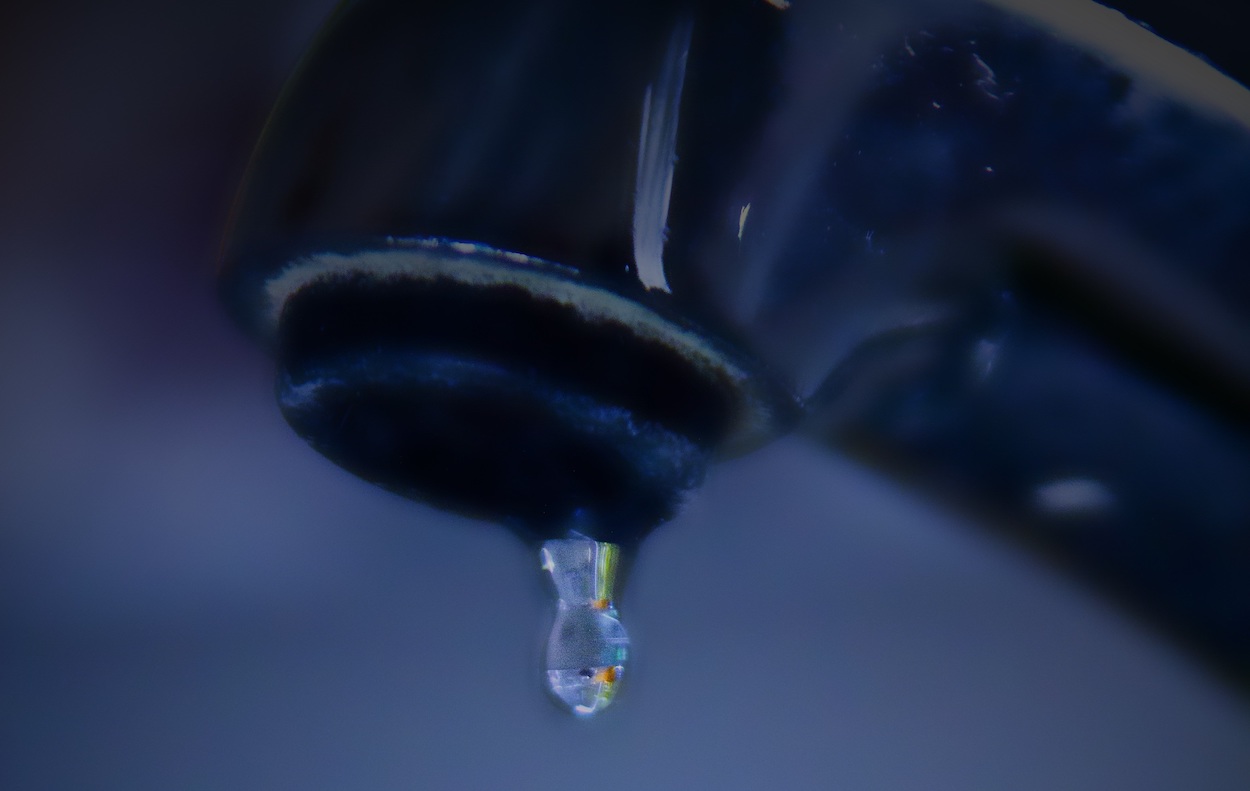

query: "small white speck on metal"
(1034, 477), (1116, 517)
(971, 337), (1001, 382)
(540, 536), (629, 716)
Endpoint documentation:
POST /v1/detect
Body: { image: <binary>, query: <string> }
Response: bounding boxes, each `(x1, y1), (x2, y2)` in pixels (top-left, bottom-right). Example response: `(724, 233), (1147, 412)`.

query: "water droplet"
(540, 537), (629, 716)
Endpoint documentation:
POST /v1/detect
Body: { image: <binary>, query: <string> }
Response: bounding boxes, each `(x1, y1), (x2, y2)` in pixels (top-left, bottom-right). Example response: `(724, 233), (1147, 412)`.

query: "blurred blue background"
(0, 1), (1247, 788)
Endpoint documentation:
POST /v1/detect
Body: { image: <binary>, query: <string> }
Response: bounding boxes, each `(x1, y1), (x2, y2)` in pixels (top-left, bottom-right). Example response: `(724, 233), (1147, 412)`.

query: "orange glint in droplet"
(591, 598), (611, 610)
(593, 666), (619, 684)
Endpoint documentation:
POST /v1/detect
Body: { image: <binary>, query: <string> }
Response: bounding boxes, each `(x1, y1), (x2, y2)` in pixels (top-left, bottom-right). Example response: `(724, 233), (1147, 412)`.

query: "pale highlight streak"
(633, 18), (692, 293)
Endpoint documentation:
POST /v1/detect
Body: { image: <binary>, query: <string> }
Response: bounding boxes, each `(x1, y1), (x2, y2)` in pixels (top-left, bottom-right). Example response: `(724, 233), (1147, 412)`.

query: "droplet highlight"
(540, 537), (629, 716)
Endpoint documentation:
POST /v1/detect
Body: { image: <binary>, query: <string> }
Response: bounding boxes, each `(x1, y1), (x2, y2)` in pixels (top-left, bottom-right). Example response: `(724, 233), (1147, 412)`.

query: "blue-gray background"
(0, 1), (1247, 788)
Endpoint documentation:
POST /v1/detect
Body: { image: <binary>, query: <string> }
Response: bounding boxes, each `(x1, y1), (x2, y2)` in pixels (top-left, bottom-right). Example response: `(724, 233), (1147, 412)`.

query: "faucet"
(220, 0), (1250, 704)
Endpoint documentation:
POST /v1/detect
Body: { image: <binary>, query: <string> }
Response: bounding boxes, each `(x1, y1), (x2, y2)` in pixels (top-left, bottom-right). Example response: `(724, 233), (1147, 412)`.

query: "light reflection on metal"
(632, 17), (692, 293)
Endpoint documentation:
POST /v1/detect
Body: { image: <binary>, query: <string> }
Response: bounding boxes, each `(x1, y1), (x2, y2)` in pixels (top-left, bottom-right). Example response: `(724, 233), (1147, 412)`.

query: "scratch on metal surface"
(632, 18), (692, 292)
(972, 52), (1005, 100)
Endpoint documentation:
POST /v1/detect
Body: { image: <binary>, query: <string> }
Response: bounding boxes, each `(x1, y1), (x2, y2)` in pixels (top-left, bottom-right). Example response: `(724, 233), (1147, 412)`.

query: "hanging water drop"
(540, 537), (630, 716)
